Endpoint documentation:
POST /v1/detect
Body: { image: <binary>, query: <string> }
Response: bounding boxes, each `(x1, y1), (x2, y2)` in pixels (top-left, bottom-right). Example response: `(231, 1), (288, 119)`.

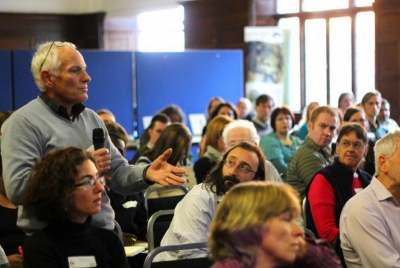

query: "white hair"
(374, 130), (400, 176)
(31, 41), (77, 92)
(222, 120), (260, 146)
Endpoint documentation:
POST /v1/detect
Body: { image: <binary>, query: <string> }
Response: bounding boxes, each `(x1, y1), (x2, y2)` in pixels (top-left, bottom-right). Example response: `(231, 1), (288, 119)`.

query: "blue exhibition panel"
(80, 50), (134, 136)
(0, 50), (12, 111)
(12, 50), (135, 136)
(135, 50), (244, 136)
(12, 50), (37, 109)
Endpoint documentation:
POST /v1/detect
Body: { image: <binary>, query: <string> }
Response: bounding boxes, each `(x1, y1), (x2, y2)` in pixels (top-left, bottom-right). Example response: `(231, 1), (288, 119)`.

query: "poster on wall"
(244, 26), (284, 106)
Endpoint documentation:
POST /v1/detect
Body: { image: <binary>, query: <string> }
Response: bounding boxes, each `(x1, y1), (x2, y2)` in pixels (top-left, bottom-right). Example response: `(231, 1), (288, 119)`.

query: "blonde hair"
(205, 116), (233, 150)
(209, 181), (300, 267)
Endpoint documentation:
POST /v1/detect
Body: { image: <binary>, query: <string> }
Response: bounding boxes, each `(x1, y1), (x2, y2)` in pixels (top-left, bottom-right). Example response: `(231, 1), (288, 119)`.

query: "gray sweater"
(1, 96), (149, 235)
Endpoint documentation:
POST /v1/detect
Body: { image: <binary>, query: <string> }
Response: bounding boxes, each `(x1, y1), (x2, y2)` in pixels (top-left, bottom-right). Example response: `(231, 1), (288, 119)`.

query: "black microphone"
(93, 128), (106, 150)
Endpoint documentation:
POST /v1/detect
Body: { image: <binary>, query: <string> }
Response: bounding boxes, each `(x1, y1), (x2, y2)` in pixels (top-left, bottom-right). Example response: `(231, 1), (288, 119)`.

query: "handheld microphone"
(93, 128), (106, 150)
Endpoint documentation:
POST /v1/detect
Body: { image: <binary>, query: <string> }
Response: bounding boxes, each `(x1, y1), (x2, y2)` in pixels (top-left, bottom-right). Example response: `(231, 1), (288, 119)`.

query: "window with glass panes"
(276, 0), (375, 112)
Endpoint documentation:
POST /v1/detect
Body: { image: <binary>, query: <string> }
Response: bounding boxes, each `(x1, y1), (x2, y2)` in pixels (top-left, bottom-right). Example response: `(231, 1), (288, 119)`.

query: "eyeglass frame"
(39, 41), (76, 71)
(224, 159), (257, 174)
(74, 176), (106, 190)
(338, 140), (366, 150)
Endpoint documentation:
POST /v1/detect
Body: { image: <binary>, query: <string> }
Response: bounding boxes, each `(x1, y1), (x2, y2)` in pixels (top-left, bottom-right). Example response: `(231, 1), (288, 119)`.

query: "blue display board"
(135, 50), (244, 136)
(12, 50), (135, 137)
(9, 49), (244, 162)
(0, 50), (13, 112)
(80, 51), (134, 136)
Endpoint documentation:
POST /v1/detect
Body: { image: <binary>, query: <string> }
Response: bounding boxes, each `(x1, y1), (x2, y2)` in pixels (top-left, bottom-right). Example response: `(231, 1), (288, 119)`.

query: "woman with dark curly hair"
(22, 147), (129, 268)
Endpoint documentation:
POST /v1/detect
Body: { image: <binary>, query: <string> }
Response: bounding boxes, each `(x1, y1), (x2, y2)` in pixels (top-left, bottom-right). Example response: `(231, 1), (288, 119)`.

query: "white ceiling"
(0, 0), (194, 18)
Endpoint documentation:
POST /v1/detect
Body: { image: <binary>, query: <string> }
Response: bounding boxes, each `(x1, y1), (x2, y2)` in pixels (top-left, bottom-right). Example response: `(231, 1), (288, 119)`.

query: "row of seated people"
(1, 39), (398, 267)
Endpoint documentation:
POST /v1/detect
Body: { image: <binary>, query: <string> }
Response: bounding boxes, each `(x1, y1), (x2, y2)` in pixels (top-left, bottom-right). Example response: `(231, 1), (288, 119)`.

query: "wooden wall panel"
(375, 0), (400, 124)
(0, 12), (105, 49)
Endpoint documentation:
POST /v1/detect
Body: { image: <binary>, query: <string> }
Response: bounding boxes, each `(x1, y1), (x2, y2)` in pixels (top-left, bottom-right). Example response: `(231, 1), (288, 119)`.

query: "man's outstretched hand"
(145, 148), (186, 186)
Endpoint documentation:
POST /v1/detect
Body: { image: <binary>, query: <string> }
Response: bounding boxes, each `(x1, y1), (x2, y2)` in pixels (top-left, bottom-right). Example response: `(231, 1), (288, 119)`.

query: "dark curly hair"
(203, 141), (266, 195)
(23, 147), (95, 223)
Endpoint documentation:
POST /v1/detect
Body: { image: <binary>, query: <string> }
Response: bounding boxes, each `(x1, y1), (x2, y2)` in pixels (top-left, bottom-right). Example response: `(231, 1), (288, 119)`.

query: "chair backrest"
(304, 228), (316, 239)
(113, 219), (124, 243)
(181, 165), (197, 189)
(302, 196), (307, 224)
(147, 209), (175, 251)
(143, 242), (212, 268)
(144, 185), (189, 219)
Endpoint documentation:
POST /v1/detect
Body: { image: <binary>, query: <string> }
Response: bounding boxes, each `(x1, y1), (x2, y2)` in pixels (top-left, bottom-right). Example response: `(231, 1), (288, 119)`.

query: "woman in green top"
(260, 106), (302, 180)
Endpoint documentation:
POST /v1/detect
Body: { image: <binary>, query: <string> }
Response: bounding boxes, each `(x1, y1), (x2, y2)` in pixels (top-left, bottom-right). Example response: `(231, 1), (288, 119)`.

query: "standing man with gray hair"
(1, 41), (185, 235)
(340, 130), (400, 267)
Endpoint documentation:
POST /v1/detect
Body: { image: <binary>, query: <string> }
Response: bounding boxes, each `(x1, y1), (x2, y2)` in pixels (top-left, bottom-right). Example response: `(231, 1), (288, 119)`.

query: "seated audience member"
(135, 123), (192, 167)
(287, 106), (337, 201)
(260, 106), (302, 179)
(209, 102), (238, 121)
(105, 121), (147, 244)
(222, 120), (282, 182)
(306, 124), (371, 245)
(343, 107), (376, 176)
(236, 97), (253, 120)
(194, 116), (232, 183)
(338, 92), (354, 115)
(159, 104), (187, 124)
(135, 123), (192, 197)
(158, 142), (267, 261)
(206, 97), (225, 121)
(361, 91), (387, 140)
(209, 182), (342, 268)
(251, 94), (275, 138)
(378, 98), (399, 132)
(0, 155), (24, 268)
(199, 102), (238, 157)
(130, 113), (170, 164)
(340, 130), (400, 267)
(96, 109), (116, 123)
(138, 104), (186, 155)
(22, 147), (129, 268)
(297, 102), (319, 140)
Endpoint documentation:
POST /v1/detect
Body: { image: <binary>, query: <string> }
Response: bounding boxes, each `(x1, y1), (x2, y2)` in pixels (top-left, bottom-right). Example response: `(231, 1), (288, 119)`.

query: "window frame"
(272, 5), (373, 110)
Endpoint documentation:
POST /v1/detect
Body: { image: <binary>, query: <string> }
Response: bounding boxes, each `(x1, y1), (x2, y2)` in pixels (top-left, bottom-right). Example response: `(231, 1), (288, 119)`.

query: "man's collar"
(39, 92), (85, 121)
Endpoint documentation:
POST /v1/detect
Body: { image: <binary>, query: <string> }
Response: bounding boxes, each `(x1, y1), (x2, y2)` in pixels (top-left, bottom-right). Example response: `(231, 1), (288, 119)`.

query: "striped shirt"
(287, 136), (333, 201)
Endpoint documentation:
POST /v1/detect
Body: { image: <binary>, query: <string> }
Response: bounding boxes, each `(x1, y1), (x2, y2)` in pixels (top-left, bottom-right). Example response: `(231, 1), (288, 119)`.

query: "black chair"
(302, 196), (307, 224)
(144, 185), (189, 220)
(304, 227), (316, 239)
(143, 242), (212, 268)
(147, 209), (175, 251)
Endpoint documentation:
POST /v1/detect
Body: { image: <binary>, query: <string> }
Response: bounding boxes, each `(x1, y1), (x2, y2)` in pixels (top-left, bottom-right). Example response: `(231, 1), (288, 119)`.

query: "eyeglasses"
(350, 119), (366, 124)
(39, 41), (75, 71)
(224, 159), (257, 174)
(74, 176), (106, 190)
(338, 140), (366, 150)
